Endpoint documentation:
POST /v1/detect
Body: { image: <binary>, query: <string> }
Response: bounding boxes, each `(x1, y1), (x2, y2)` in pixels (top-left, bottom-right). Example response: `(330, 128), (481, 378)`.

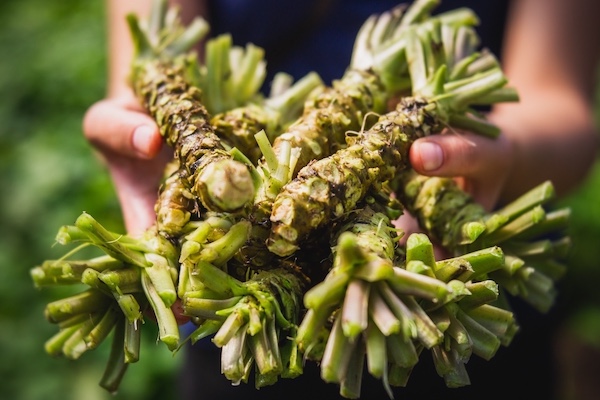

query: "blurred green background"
(0, 1), (599, 399)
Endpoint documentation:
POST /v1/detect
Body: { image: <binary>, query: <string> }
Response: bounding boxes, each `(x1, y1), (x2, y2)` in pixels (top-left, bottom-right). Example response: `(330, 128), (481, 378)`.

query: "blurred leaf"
(0, 1), (179, 399)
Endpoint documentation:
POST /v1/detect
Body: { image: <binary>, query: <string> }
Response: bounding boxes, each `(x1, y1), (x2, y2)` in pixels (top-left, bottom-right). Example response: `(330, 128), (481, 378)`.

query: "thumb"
(83, 98), (163, 159)
(409, 132), (511, 179)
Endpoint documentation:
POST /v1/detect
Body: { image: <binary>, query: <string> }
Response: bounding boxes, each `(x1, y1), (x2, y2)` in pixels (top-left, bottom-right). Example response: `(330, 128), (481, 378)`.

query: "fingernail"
(418, 141), (443, 171)
(132, 125), (155, 157)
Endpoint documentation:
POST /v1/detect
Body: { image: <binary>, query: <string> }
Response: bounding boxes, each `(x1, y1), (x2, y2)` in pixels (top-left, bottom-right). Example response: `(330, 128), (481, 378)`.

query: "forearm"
(105, 0), (207, 99)
(106, 0), (151, 98)
(493, 0), (600, 203)
(491, 91), (599, 204)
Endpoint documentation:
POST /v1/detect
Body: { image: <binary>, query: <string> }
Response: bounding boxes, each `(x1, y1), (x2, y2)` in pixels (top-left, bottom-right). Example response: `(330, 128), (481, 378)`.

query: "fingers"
(107, 145), (175, 236)
(408, 130), (514, 210)
(82, 96), (171, 235)
(108, 157), (163, 236)
(83, 98), (163, 159)
(409, 130), (512, 179)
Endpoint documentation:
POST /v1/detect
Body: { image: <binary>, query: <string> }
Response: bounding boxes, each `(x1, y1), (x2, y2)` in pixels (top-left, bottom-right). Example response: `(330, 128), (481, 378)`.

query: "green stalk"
(476, 206), (547, 247)
(406, 233), (437, 272)
(183, 296), (242, 320)
(31, 267), (81, 287)
(193, 260), (247, 297)
(320, 313), (357, 384)
(295, 307), (334, 357)
(442, 246), (505, 281)
(386, 332), (419, 368)
(529, 258), (568, 283)
(505, 208), (571, 242)
(431, 344), (471, 388)
(44, 324), (81, 357)
(365, 321), (388, 380)
(44, 289), (110, 324)
(453, 307), (501, 360)
(402, 295), (444, 348)
(124, 318), (141, 363)
(212, 308), (247, 348)
(99, 267), (142, 294)
(57, 314), (92, 330)
(464, 304), (517, 345)
(62, 312), (104, 360)
(376, 281), (418, 341)
(369, 288), (401, 336)
(99, 318), (129, 394)
(339, 344), (366, 399)
(85, 305), (120, 350)
(203, 34), (234, 114)
(198, 220), (251, 267)
(75, 213), (150, 268)
(187, 319), (222, 345)
(34, 256), (125, 281)
(341, 279), (370, 340)
(388, 266), (450, 303)
(433, 258), (474, 282)
(141, 269), (179, 351)
(388, 362), (417, 388)
(249, 317), (283, 381)
(140, 253), (177, 307)
(494, 181), (555, 222)
(444, 307), (471, 348)
(220, 324), (249, 384)
(458, 280), (499, 309)
(303, 271), (351, 311)
(280, 331), (303, 379)
(115, 293), (142, 324)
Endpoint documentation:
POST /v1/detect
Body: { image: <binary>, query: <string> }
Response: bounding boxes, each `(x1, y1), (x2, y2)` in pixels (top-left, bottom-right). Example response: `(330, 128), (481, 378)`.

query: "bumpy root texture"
(268, 97), (438, 257)
(273, 69), (388, 177)
(394, 170), (571, 313)
(132, 54), (255, 213)
(126, 2), (255, 237)
(267, 18), (516, 257)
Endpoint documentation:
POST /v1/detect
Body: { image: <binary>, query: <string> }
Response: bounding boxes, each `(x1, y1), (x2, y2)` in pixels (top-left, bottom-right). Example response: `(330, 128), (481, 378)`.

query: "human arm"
(408, 0), (600, 211)
(82, 0), (207, 235)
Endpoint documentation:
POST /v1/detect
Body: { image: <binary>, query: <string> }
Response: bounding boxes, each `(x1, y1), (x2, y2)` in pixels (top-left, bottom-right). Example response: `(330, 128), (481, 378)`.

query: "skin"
(83, 0), (600, 239)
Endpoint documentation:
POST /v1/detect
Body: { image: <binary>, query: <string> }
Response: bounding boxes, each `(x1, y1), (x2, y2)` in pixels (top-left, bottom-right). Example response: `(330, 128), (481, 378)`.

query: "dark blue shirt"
(206, 0), (509, 86)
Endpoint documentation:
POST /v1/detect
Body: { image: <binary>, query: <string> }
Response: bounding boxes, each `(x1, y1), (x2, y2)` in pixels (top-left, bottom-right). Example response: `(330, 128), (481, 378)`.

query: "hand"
(82, 92), (172, 236)
(394, 128), (514, 258)
(409, 128), (514, 211)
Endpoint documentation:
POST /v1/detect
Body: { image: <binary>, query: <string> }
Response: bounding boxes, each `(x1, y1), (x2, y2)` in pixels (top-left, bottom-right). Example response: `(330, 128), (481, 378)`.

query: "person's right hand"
(83, 92), (172, 236)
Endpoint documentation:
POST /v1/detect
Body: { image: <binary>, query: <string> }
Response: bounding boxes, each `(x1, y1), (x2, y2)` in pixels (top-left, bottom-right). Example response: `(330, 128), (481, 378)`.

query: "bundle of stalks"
(31, 0), (570, 397)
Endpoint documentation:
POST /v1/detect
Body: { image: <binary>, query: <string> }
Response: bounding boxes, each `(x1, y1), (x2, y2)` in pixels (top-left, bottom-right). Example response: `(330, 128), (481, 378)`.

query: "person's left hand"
(394, 127), (514, 256)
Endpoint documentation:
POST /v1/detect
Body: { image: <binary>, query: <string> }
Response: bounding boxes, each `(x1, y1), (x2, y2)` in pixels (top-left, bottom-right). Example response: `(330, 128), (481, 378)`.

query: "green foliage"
(0, 1), (180, 399)
(558, 161), (600, 311)
(554, 68), (600, 339)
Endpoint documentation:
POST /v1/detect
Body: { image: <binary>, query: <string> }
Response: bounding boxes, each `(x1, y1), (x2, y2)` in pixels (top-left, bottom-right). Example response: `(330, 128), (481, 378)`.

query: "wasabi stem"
(99, 318), (129, 394)
(211, 71), (323, 164)
(396, 171), (571, 313)
(128, 2), (256, 225)
(141, 269), (180, 351)
(269, 41), (512, 256)
(84, 305), (121, 351)
(44, 289), (111, 324)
